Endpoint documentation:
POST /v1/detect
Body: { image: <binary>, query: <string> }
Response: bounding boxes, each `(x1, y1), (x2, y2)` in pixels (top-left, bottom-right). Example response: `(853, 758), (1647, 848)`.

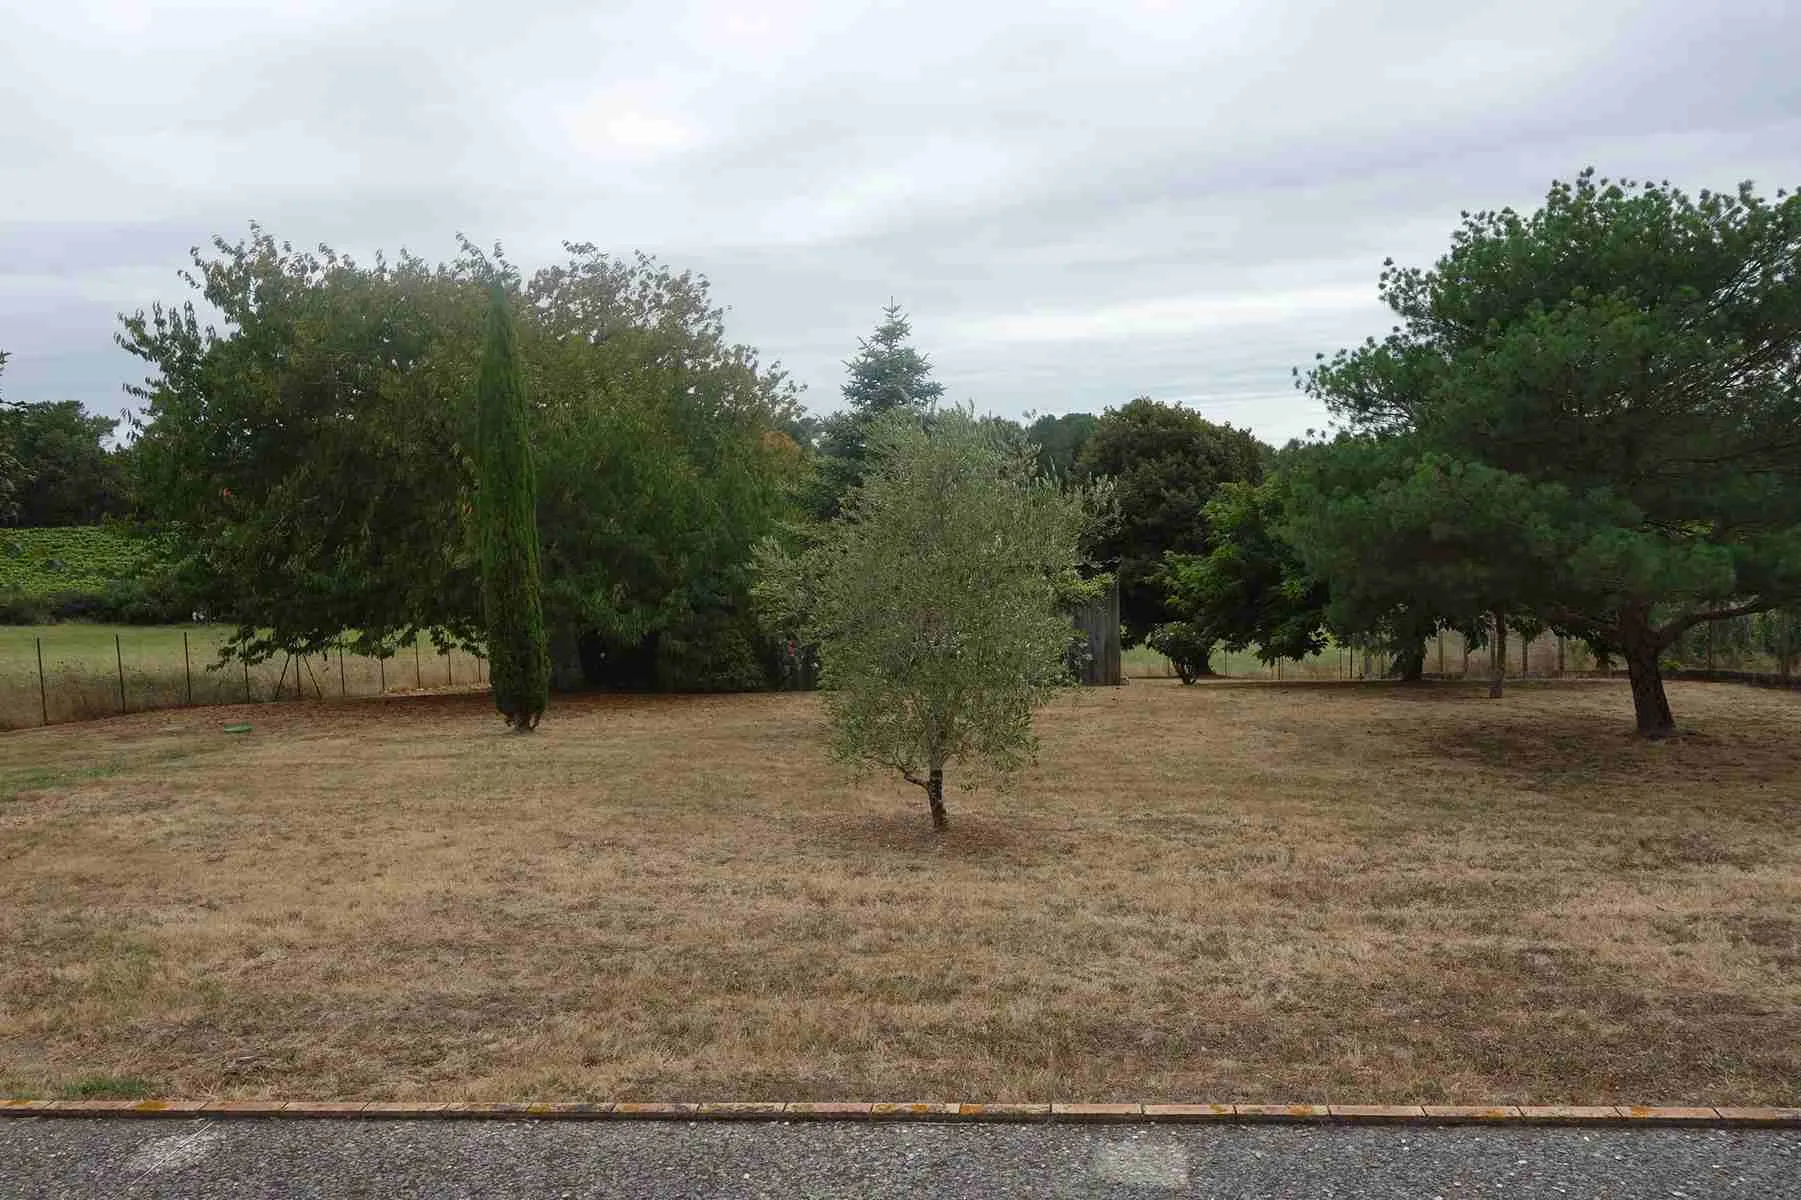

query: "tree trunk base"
(1623, 622), (1676, 738)
(927, 768), (947, 832)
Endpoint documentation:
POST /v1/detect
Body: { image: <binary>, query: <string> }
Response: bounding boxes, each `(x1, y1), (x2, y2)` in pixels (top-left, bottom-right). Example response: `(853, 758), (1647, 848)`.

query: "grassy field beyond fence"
(1125, 628), (1797, 682)
(0, 625), (485, 729)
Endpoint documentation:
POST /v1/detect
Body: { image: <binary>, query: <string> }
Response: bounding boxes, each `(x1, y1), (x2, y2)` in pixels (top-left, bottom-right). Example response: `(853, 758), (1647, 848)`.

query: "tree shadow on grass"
(809, 807), (1053, 867)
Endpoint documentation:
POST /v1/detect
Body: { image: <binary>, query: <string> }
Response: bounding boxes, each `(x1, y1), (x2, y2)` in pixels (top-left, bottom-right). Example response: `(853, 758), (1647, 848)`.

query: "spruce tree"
(476, 287), (550, 729)
(808, 304), (946, 519)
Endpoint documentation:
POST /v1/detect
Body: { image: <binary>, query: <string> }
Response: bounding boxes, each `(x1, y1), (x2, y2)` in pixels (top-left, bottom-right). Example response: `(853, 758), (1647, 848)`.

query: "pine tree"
(476, 287), (550, 729)
(1303, 171), (1801, 736)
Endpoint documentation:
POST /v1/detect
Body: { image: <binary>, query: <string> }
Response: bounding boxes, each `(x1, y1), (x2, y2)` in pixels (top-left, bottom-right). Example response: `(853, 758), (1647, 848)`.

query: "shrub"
(655, 609), (774, 693)
(1147, 621), (1215, 684)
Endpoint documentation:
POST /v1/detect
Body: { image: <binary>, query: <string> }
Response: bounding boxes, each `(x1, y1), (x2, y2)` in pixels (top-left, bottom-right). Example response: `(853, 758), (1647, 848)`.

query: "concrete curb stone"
(2, 1099), (1795, 1127)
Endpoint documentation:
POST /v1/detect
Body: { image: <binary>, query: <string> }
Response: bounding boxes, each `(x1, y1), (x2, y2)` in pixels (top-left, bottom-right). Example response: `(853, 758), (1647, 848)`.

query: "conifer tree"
(476, 287), (550, 729)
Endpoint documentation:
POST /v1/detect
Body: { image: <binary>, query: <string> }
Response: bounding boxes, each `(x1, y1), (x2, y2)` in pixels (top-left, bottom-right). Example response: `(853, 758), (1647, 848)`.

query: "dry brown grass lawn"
(2, 678), (1797, 1105)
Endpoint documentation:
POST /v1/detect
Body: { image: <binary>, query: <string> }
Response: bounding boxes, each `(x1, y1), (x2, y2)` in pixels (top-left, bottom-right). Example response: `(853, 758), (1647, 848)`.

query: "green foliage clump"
(0, 400), (130, 527)
(0, 350), (22, 524)
(1161, 478), (1329, 666)
(0, 526), (185, 625)
(766, 408), (1097, 830)
(1027, 411), (1099, 481)
(1299, 170), (1801, 733)
(1077, 396), (1266, 649)
(654, 608), (773, 693)
(476, 288), (550, 729)
(120, 229), (801, 676)
(1145, 621), (1214, 684)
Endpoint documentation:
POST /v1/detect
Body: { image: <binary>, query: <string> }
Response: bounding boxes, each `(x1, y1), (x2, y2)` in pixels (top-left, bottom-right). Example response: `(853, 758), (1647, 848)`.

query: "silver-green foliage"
(769, 407), (1096, 825)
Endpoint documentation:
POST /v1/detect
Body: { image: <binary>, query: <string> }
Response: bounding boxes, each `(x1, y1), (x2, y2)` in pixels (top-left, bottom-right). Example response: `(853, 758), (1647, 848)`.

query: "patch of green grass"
(0, 623), (487, 729)
(1122, 641), (1351, 679)
(57, 1076), (155, 1100)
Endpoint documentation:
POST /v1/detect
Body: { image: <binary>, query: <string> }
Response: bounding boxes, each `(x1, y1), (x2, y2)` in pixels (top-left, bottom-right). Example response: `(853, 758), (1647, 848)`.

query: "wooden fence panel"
(1069, 580), (1122, 686)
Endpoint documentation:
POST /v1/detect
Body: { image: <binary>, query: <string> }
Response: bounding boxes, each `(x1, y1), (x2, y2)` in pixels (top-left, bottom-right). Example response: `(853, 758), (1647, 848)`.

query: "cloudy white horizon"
(3, 0), (1798, 445)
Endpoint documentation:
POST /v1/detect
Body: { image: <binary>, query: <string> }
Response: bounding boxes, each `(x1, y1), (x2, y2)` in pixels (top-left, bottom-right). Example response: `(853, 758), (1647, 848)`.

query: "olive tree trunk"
(927, 766), (947, 831)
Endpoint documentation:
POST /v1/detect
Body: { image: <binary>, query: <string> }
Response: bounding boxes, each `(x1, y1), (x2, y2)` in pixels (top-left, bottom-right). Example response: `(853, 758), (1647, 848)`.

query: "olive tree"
(770, 407), (1095, 831)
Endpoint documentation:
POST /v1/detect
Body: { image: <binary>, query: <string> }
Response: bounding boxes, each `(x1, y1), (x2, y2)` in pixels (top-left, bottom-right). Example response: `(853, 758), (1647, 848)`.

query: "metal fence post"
(378, 654), (386, 695)
(115, 633), (127, 714)
(446, 650), (452, 687)
(37, 636), (49, 726)
(183, 630), (193, 705)
(339, 645), (347, 697)
(244, 659), (251, 703)
(414, 642), (422, 689)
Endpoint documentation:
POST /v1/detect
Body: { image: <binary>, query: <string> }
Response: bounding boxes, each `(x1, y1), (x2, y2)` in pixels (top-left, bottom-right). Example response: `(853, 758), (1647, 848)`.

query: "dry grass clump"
(1, 678), (1795, 1104)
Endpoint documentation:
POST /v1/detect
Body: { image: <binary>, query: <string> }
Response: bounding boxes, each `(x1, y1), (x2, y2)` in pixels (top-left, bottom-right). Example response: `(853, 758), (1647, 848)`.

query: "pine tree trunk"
(1621, 616), (1676, 737)
(927, 767), (947, 831)
(1488, 610), (1507, 699)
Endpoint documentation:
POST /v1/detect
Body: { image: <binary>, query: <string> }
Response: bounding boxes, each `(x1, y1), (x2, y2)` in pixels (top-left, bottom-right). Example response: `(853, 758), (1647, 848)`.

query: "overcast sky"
(3, 0), (1798, 445)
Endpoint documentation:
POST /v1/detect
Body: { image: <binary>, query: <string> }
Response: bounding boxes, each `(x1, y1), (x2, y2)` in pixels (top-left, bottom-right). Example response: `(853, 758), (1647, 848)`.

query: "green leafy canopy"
(1300, 170), (1801, 732)
(769, 407), (1101, 826)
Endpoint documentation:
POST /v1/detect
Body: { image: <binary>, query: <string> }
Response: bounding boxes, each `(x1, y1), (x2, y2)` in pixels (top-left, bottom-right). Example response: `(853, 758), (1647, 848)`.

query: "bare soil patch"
(1, 679), (1796, 1104)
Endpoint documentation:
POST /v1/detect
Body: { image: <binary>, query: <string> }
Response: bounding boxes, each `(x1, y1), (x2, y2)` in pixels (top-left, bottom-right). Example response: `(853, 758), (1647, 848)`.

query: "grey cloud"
(2, 0), (1798, 445)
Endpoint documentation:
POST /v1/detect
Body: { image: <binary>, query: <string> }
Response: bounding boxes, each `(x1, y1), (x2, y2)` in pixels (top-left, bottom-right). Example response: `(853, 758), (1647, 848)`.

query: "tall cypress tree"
(476, 286), (550, 729)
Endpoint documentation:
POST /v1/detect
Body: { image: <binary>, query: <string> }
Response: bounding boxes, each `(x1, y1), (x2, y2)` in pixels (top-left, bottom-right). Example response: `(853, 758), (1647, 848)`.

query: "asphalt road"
(1, 1117), (1796, 1199)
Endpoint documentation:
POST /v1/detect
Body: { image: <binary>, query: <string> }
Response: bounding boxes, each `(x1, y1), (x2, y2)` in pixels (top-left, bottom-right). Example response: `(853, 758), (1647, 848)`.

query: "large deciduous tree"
(1076, 396), (1265, 656)
(120, 229), (800, 681)
(476, 287), (550, 729)
(774, 408), (1092, 831)
(1304, 171), (1801, 734)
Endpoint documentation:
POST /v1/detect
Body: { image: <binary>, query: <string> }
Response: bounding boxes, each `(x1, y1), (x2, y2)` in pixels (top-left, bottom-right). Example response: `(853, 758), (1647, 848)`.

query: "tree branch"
(1657, 598), (1780, 643)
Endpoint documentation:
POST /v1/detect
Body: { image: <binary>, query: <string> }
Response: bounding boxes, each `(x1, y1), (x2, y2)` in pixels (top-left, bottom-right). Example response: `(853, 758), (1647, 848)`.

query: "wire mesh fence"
(1, 624), (487, 730)
(7, 611), (1798, 731)
(1123, 612), (1801, 685)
